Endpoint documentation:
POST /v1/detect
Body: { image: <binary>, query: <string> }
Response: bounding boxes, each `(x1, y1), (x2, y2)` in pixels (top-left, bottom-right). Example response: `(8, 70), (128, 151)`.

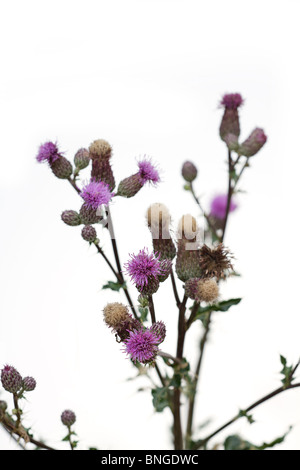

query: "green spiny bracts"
(117, 173), (143, 198)
(79, 204), (102, 225)
(50, 156), (73, 179)
(61, 210), (81, 226)
(175, 239), (202, 282)
(74, 148), (90, 170)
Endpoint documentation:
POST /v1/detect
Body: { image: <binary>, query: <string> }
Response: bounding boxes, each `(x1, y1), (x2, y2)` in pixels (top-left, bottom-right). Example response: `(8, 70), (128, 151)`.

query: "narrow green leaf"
(102, 281), (126, 292)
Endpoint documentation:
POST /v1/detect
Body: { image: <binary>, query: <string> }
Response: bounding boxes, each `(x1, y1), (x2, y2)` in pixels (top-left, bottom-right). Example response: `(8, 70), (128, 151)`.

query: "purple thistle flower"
(36, 141), (62, 164)
(124, 248), (162, 290)
(220, 93), (244, 110)
(80, 180), (113, 210)
(138, 159), (160, 185)
(124, 328), (162, 364)
(210, 194), (237, 220)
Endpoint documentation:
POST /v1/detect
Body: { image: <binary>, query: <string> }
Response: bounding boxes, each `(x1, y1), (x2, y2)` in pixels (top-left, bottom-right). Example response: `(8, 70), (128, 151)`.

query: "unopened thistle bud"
(61, 410), (76, 427)
(185, 278), (219, 303)
(74, 148), (90, 170)
(79, 204), (102, 225)
(61, 210), (82, 226)
(239, 128), (267, 157)
(50, 156), (73, 179)
(150, 321), (166, 343)
(81, 225), (97, 243)
(1, 365), (22, 394)
(146, 203), (176, 260)
(22, 376), (36, 392)
(158, 259), (172, 282)
(219, 93), (243, 142)
(181, 161), (198, 182)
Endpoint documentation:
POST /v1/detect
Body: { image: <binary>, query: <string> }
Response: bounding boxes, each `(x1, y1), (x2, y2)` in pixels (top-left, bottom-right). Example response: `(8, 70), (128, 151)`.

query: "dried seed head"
(103, 303), (131, 330)
(89, 139), (112, 160)
(185, 278), (219, 303)
(199, 243), (233, 279)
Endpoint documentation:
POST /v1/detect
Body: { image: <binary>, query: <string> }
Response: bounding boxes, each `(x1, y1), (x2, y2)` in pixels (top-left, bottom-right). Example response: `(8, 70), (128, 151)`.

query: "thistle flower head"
(81, 180), (113, 210)
(103, 303), (131, 330)
(36, 141), (62, 164)
(89, 139), (112, 160)
(81, 225), (97, 243)
(124, 248), (162, 291)
(181, 161), (198, 182)
(1, 365), (22, 393)
(61, 210), (82, 226)
(239, 128), (267, 157)
(220, 93), (244, 110)
(150, 321), (166, 344)
(138, 159), (160, 185)
(199, 243), (233, 279)
(124, 328), (162, 365)
(74, 148), (90, 170)
(210, 195), (237, 220)
(158, 258), (172, 282)
(61, 409), (76, 427)
(22, 376), (36, 392)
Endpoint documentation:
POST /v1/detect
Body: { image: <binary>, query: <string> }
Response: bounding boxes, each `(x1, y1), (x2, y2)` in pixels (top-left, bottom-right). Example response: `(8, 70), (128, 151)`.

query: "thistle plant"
(1, 93), (299, 451)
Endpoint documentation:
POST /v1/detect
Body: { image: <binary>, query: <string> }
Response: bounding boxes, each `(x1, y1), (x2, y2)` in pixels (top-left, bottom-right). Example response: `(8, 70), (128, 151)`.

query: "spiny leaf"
(102, 281), (126, 292)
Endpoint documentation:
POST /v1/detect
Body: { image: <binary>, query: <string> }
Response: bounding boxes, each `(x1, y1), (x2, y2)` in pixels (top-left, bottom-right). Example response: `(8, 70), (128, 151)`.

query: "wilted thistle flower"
(185, 278), (219, 303)
(81, 225), (97, 242)
(124, 326), (165, 365)
(1, 365), (22, 394)
(36, 141), (62, 164)
(181, 161), (198, 182)
(89, 139), (115, 190)
(239, 128), (267, 157)
(219, 93), (244, 141)
(61, 410), (76, 427)
(22, 376), (36, 392)
(199, 243), (233, 279)
(74, 148), (90, 170)
(117, 158), (160, 198)
(61, 210), (82, 226)
(103, 302), (140, 341)
(210, 194), (237, 220)
(146, 203), (176, 260)
(124, 248), (162, 295)
(81, 180), (113, 210)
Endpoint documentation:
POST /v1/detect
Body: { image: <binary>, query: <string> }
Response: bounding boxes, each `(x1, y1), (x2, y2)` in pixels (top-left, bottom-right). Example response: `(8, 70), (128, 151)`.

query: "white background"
(1, 0), (300, 450)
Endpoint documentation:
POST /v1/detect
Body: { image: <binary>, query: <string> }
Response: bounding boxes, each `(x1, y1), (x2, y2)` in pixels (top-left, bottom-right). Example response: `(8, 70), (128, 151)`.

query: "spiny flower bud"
(22, 376), (36, 392)
(79, 204), (102, 225)
(81, 225), (97, 243)
(1, 365), (22, 393)
(175, 240), (202, 282)
(74, 148), (90, 170)
(89, 139), (112, 160)
(185, 278), (219, 303)
(117, 159), (160, 198)
(146, 203), (176, 260)
(181, 161), (198, 182)
(61, 210), (82, 226)
(50, 156), (73, 179)
(239, 128), (267, 157)
(150, 321), (166, 344)
(0, 400), (7, 411)
(224, 133), (240, 152)
(61, 409), (76, 427)
(219, 93), (243, 142)
(158, 259), (172, 282)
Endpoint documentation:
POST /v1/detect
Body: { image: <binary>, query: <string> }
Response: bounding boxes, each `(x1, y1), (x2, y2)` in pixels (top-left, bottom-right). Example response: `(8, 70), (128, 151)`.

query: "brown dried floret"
(199, 243), (233, 279)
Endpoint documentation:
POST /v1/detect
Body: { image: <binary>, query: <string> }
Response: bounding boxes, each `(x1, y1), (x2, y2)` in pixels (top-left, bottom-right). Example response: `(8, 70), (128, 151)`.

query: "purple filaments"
(124, 248), (162, 289)
(138, 159), (160, 185)
(124, 323), (166, 364)
(36, 141), (62, 164)
(210, 194), (237, 220)
(220, 93), (244, 110)
(80, 180), (113, 209)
